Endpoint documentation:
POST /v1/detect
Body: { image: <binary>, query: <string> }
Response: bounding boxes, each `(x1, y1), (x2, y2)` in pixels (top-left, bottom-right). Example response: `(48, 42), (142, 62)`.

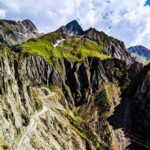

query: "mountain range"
(0, 19), (149, 150)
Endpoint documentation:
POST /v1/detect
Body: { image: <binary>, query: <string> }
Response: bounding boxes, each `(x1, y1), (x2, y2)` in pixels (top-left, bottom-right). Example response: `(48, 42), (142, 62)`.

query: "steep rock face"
(0, 42), (133, 149)
(109, 62), (150, 150)
(126, 63), (150, 150)
(106, 41), (134, 65)
(84, 28), (135, 65)
(0, 45), (97, 150)
(0, 19), (41, 45)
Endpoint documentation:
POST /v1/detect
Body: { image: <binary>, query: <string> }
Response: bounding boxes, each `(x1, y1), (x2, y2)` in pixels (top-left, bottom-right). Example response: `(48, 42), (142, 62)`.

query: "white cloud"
(0, 9), (6, 18)
(0, 0), (150, 48)
(0, 0), (25, 12)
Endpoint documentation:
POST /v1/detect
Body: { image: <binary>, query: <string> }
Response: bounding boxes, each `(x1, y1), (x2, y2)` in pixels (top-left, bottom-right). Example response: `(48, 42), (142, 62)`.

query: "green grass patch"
(96, 84), (111, 112)
(0, 144), (9, 149)
(17, 32), (111, 64)
(62, 108), (107, 149)
(62, 109), (79, 122)
(69, 120), (107, 150)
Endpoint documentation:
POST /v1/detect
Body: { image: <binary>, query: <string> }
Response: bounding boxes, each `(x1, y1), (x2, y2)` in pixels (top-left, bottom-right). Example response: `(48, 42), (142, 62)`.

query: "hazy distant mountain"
(128, 45), (150, 64)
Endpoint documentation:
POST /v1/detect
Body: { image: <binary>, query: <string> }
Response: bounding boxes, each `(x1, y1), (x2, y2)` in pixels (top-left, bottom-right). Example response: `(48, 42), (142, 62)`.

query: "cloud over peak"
(0, 9), (6, 18)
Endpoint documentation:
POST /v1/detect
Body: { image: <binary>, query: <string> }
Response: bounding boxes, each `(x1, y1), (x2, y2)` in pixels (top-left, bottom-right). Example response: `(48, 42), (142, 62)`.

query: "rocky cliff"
(126, 63), (150, 150)
(0, 43), (126, 150)
(0, 19), (148, 150)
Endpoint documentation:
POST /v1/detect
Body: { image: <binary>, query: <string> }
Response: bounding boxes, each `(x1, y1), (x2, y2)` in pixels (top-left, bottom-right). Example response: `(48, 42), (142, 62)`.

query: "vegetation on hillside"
(17, 31), (111, 64)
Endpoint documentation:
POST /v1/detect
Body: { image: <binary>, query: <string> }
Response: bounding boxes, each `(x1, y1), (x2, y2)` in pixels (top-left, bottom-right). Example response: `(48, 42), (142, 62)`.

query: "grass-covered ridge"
(17, 30), (111, 64)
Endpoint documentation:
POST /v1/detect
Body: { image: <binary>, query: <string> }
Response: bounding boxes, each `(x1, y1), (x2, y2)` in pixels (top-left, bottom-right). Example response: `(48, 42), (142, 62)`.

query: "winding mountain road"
(40, 93), (55, 99)
(16, 93), (55, 150)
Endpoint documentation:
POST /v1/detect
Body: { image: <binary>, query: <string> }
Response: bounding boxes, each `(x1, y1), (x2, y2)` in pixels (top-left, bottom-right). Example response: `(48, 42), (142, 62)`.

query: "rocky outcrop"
(106, 41), (134, 65)
(108, 62), (150, 150)
(126, 63), (150, 150)
(84, 28), (135, 65)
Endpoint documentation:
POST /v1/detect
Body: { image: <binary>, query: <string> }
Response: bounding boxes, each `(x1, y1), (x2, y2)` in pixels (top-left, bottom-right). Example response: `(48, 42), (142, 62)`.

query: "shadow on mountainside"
(108, 94), (150, 150)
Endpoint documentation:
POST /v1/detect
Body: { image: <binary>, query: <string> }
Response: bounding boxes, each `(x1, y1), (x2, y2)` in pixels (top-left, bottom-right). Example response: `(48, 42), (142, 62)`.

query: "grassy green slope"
(17, 31), (111, 64)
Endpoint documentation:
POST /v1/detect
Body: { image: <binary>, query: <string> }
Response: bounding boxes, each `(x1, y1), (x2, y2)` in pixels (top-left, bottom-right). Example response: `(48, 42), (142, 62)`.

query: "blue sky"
(146, 0), (150, 5)
(0, 0), (150, 48)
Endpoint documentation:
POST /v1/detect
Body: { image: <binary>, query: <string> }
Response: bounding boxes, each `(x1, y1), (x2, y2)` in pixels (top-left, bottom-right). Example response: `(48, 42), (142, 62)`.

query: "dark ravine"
(0, 19), (149, 150)
(126, 63), (150, 150)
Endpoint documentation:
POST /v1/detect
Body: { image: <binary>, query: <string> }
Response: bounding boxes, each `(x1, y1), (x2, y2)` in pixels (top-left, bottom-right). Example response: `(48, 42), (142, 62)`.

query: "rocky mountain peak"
(85, 27), (98, 33)
(22, 19), (38, 32)
(84, 27), (108, 40)
(65, 20), (84, 35)
(0, 19), (41, 45)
